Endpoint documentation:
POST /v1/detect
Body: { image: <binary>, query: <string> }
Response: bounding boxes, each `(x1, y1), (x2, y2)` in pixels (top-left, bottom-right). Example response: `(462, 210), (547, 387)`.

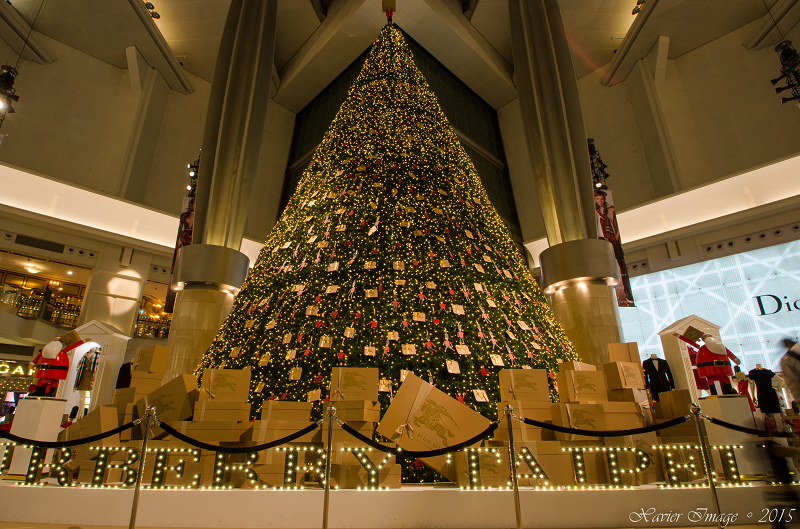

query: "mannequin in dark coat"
(642, 355), (675, 402)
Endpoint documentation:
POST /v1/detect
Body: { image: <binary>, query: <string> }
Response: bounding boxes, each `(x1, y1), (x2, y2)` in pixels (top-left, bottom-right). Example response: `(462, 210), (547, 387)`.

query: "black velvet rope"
(0, 421), (136, 448)
(158, 420), (321, 453)
(518, 414), (690, 437)
(339, 421), (499, 458)
(702, 415), (795, 438)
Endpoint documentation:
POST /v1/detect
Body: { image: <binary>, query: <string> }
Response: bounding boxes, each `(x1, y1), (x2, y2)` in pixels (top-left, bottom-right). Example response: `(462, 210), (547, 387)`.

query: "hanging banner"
(594, 189), (634, 307)
(165, 196), (195, 313)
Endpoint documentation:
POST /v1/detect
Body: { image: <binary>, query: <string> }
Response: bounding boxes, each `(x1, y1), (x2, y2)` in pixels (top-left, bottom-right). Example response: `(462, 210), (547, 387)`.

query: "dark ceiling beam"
(124, 0), (194, 94)
(0, 1), (53, 65)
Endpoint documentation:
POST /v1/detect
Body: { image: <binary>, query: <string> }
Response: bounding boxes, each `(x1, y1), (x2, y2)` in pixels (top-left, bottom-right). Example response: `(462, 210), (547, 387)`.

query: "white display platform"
(0, 481), (780, 528)
(3, 397), (66, 479)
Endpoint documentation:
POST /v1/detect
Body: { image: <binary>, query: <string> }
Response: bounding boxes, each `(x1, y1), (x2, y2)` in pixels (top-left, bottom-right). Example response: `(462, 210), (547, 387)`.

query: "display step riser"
(0, 482), (778, 528)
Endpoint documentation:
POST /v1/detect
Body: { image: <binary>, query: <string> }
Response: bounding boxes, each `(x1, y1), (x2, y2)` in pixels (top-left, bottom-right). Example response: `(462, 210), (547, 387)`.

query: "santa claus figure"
(697, 335), (740, 395)
(29, 339), (70, 397)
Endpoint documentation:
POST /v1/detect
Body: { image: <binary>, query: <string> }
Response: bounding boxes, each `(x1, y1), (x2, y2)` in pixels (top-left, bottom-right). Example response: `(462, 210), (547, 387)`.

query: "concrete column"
(163, 0), (278, 382)
(539, 240), (622, 366)
(78, 244), (152, 335)
(509, 0), (621, 365)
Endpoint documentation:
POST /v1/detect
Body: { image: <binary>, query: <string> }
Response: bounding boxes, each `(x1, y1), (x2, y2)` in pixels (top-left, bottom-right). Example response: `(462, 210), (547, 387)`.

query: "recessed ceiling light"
(24, 266), (39, 274)
(67, 270), (73, 275)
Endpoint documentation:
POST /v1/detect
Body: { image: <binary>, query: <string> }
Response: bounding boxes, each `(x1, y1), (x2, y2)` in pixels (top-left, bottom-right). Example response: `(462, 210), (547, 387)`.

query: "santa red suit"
(696, 335), (739, 395)
(29, 337), (81, 397)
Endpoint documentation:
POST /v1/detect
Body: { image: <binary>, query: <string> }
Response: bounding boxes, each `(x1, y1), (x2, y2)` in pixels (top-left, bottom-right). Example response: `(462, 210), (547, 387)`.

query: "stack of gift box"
(173, 367), (252, 443)
(110, 345), (171, 441)
(252, 400), (316, 488)
(324, 367), (400, 489)
(601, 343), (661, 486)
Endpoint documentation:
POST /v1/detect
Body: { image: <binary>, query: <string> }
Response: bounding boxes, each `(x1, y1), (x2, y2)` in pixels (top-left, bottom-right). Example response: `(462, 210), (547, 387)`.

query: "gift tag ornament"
(412, 312), (426, 322)
(325, 285), (339, 294)
(344, 327), (355, 338)
(472, 389), (489, 402)
(379, 379), (392, 392)
(258, 352), (271, 366)
(446, 359), (460, 374)
(364, 346), (376, 357)
(401, 344), (417, 355)
(319, 335), (333, 348)
(456, 344), (470, 355)
(400, 370), (413, 382)
(289, 367), (303, 380)
(490, 354), (504, 367)
(266, 320), (277, 329)
(307, 389), (321, 402)
(285, 350), (296, 360)
(387, 331), (399, 341)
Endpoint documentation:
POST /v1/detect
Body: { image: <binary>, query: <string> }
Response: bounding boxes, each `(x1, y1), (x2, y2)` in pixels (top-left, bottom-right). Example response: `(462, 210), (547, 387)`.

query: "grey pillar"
(509, 0), (621, 365)
(163, 0), (278, 383)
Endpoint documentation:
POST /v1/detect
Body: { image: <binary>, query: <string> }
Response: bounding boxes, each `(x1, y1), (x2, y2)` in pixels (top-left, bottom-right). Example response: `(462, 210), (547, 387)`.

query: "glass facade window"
(620, 239), (800, 370)
(281, 28), (522, 252)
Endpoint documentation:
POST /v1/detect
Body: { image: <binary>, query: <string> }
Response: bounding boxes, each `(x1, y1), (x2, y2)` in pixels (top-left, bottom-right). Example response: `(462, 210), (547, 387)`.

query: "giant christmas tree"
(197, 24), (577, 419)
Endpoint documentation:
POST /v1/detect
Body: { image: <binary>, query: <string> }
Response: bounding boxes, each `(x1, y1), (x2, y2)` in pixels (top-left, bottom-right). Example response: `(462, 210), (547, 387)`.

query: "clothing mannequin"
(735, 370), (756, 411)
(748, 364), (782, 414)
(642, 354), (674, 402)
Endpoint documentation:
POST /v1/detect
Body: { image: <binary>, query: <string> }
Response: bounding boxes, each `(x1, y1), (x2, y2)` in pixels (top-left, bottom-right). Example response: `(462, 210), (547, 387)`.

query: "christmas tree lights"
(196, 24), (577, 419)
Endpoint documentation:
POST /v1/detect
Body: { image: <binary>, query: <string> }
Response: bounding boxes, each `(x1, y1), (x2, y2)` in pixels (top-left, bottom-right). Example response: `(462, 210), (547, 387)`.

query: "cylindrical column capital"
(172, 243), (249, 294)
(540, 239), (622, 367)
(539, 239), (620, 294)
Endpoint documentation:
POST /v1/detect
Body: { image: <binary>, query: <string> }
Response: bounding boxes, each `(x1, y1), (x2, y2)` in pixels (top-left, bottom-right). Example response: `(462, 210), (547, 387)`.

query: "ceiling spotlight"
(144, 1), (154, 8)
(632, 6), (641, 15)
(588, 139), (610, 191)
(150, 11), (160, 19)
(67, 270), (73, 275)
(0, 65), (19, 124)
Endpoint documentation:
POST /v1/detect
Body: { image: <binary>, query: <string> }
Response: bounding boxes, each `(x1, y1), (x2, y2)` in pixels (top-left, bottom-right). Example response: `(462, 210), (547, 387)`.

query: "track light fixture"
(770, 41), (800, 107)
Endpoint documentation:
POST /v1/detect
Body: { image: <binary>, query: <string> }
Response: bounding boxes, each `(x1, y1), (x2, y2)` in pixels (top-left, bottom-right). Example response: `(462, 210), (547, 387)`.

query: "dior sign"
(754, 294), (800, 316)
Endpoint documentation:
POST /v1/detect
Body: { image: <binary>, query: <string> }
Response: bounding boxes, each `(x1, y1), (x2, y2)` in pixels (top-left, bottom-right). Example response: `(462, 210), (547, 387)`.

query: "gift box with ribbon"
(132, 345), (170, 374)
(329, 367), (379, 401)
(199, 368), (251, 402)
(376, 373), (490, 481)
(498, 369), (550, 402)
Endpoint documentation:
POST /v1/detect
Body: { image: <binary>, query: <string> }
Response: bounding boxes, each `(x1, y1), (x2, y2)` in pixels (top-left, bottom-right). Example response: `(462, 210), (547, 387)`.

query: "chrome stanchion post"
(129, 406), (155, 529)
(504, 405), (523, 529)
(691, 403), (722, 529)
(322, 406), (336, 529)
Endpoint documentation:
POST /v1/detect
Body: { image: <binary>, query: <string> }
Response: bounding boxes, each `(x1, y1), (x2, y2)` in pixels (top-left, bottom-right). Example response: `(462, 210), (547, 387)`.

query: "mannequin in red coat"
(29, 339), (70, 397)
(696, 335), (740, 395)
